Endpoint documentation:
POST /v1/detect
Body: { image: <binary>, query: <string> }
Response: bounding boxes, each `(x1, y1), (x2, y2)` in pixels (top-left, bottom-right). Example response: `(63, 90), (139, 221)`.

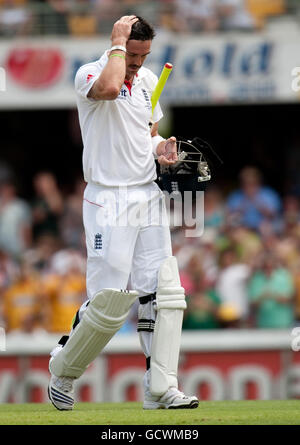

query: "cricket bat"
(151, 62), (173, 116)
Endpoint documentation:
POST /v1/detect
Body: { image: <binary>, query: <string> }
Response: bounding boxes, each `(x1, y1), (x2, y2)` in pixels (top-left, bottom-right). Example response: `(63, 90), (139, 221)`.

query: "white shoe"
(143, 386), (199, 410)
(48, 374), (75, 411)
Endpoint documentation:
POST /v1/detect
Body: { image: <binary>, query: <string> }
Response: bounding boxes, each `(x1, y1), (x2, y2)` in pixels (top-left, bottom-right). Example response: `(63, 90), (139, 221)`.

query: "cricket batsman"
(48, 15), (199, 410)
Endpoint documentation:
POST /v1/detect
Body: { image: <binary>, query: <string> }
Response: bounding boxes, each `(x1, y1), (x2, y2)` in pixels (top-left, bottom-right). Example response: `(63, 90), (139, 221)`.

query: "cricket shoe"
(48, 374), (75, 411)
(143, 387), (199, 410)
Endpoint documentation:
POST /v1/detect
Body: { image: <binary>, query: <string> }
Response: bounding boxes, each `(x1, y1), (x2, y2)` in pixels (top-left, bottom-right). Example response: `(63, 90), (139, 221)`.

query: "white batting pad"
(150, 256), (186, 396)
(50, 289), (138, 378)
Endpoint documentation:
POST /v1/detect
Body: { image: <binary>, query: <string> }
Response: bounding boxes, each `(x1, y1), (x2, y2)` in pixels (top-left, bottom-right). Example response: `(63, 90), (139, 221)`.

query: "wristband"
(151, 135), (165, 158)
(109, 54), (125, 60)
(110, 45), (127, 53)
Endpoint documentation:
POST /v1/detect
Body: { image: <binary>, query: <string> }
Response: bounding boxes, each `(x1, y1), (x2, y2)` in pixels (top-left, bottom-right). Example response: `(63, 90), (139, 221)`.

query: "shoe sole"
(144, 399), (199, 410)
(167, 399), (199, 409)
(48, 386), (73, 411)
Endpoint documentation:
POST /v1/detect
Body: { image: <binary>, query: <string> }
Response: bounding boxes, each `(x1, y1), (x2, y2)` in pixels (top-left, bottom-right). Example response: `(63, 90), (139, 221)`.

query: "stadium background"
(0, 0), (300, 403)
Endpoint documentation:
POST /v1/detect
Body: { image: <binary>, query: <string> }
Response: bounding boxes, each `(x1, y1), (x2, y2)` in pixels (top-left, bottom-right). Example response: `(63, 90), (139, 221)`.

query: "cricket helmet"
(157, 136), (222, 195)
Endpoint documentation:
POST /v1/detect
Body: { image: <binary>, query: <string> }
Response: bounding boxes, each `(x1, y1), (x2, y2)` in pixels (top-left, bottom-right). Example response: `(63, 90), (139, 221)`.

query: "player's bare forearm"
(88, 16), (138, 100)
(151, 122), (159, 137)
(89, 57), (126, 100)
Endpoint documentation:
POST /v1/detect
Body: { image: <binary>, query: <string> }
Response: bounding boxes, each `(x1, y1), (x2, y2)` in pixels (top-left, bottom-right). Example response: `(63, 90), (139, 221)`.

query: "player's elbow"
(99, 82), (120, 100)
(105, 86), (120, 100)
(89, 83), (120, 100)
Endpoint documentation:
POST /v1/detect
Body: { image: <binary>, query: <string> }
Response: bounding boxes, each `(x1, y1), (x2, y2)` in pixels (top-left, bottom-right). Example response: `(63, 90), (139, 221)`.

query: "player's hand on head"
(111, 15), (139, 45)
(157, 136), (178, 166)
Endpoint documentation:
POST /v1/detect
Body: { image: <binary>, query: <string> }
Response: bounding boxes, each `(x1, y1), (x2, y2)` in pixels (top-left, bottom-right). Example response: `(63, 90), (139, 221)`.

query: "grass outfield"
(0, 401), (300, 425)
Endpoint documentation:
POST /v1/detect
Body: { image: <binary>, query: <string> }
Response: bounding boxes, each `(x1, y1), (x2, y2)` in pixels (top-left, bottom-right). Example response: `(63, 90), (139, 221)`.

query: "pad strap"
(58, 335), (69, 347)
(146, 357), (151, 370)
(139, 293), (156, 304)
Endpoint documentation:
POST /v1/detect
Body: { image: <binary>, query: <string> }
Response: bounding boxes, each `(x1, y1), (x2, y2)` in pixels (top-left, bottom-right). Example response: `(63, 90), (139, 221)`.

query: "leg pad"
(50, 288), (138, 378)
(150, 257), (186, 396)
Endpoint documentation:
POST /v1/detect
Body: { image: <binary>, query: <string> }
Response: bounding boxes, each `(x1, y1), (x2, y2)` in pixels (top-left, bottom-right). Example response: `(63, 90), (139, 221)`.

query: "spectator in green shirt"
(248, 253), (295, 328)
(183, 274), (221, 330)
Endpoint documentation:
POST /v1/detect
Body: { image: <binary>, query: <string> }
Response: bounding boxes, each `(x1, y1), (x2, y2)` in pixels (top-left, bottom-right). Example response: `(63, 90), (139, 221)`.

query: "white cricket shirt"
(75, 50), (163, 187)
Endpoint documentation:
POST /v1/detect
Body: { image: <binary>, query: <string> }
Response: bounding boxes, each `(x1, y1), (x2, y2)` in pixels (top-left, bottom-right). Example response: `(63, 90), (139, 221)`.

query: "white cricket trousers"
(78, 181), (172, 364)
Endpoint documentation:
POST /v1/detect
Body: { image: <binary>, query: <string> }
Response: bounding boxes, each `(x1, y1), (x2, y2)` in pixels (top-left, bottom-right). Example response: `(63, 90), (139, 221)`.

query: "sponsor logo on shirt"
(118, 88), (127, 99)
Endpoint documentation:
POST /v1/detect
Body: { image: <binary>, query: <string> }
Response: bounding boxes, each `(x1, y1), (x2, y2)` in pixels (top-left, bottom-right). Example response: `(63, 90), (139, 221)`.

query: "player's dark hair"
(129, 16), (155, 41)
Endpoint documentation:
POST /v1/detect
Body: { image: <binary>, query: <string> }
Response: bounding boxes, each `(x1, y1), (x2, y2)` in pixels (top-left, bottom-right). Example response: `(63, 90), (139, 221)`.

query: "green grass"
(0, 401), (300, 425)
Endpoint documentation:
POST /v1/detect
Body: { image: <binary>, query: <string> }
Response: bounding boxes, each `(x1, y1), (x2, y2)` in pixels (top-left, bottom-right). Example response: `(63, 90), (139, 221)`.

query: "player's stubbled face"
(125, 39), (152, 80)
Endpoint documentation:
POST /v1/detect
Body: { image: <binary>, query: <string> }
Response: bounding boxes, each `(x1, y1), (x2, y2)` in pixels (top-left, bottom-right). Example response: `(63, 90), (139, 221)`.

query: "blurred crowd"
(0, 0), (293, 37)
(0, 163), (300, 334)
(178, 166), (300, 331)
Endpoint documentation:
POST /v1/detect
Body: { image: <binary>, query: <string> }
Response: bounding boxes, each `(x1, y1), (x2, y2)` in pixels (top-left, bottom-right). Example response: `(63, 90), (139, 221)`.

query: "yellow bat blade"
(151, 62), (173, 114)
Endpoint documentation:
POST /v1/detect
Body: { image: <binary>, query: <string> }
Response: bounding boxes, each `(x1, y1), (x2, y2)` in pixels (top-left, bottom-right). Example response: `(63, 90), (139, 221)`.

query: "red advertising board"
(0, 330), (299, 403)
